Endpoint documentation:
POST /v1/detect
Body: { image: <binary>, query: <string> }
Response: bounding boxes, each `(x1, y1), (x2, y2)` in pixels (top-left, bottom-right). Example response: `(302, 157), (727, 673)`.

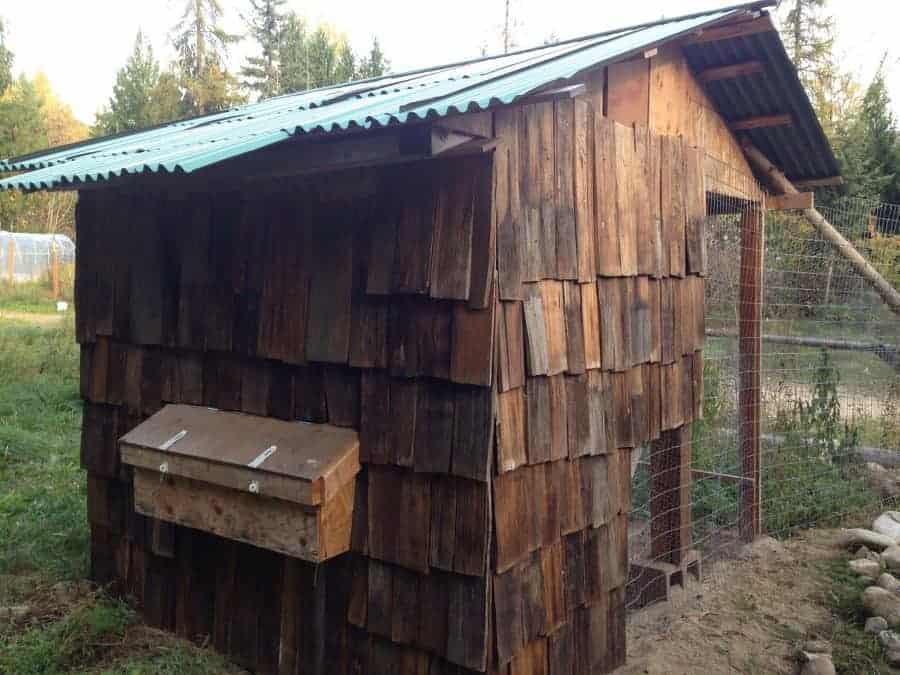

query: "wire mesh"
(627, 163), (900, 610)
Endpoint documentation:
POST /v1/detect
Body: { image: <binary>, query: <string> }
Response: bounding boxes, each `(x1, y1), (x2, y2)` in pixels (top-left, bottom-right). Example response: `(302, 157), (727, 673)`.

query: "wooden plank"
(541, 542), (565, 634)
(730, 113), (792, 131)
(495, 108), (525, 300)
(413, 383), (455, 475)
(548, 375), (569, 461)
(698, 60), (764, 82)
(429, 477), (458, 571)
(660, 360), (684, 431)
(548, 623), (575, 675)
(520, 106), (544, 282)
(349, 299), (388, 369)
(613, 123), (638, 276)
(612, 372), (634, 449)
(558, 459), (586, 535)
(563, 282), (586, 374)
(581, 282), (602, 370)
(523, 284), (550, 376)
(650, 425), (692, 564)
(792, 176), (844, 189)
(629, 365), (649, 445)
(431, 158), (476, 300)
(367, 559), (394, 638)
(453, 477), (490, 576)
(768, 191), (814, 210)
(469, 156), (496, 308)
(494, 566), (525, 665)
(306, 214), (354, 363)
(391, 566), (420, 645)
(498, 300), (526, 392)
(540, 281), (568, 376)
(563, 530), (586, 610)
(739, 206), (762, 542)
(685, 15), (775, 44)
(632, 276), (653, 365)
(521, 553), (546, 641)
(607, 59), (650, 126)
(452, 386), (494, 481)
(366, 190), (399, 295)
(555, 98), (578, 280)
(661, 135), (686, 277)
(493, 467), (531, 572)
(660, 278), (677, 364)
(445, 574), (489, 671)
(526, 376), (552, 464)
(684, 146), (707, 275)
(393, 164), (437, 294)
(323, 366), (360, 428)
(587, 370), (608, 456)
(451, 297), (495, 387)
(598, 278), (631, 371)
(360, 371), (391, 464)
(497, 387), (527, 473)
(566, 374), (591, 459)
(537, 102), (558, 280)
(593, 116), (621, 276)
(573, 99), (596, 282)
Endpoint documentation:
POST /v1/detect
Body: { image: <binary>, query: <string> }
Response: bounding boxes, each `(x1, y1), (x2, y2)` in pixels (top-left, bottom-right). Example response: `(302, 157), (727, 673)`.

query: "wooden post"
(649, 424), (692, 564)
(52, 240), (60, 299)
(738, 205), (762, 542)
(6, 240), (13, 283)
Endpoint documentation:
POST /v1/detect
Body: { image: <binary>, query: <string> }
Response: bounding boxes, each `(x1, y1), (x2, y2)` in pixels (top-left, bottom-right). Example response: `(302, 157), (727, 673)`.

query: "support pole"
(739, 206), (762, 542)
(743, 140), (900, 317)
(650, 424), (693, 564)
(52, 241), (60, 299)
(6, 240), (13, 283)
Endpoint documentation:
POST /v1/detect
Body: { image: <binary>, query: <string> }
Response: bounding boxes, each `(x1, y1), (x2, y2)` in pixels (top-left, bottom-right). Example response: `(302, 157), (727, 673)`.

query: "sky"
(3, 0), (900, 124)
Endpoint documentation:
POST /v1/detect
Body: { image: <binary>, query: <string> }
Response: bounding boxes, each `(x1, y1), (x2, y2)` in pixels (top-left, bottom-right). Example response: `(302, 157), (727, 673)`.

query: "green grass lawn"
(0, 316), (242, 674)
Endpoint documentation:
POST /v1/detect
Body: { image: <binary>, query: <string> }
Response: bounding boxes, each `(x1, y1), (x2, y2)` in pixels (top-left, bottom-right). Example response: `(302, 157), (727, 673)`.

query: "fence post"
(6, 240), (13, 283)
(52, 240), (60, 299)
(649, 424), (693, 564)
(739, 205), (763, 542)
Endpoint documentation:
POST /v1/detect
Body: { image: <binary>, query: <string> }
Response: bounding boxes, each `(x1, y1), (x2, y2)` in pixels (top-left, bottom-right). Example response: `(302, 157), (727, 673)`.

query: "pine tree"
(858, 59), (900, 204)
(94, 32), (164, 135)
(358, 38), (388, 80)
(278, 13), (309, 94)
(241, 0), (286, 100)
(0, 17), (13, 94)
(171, 0), (243, 114)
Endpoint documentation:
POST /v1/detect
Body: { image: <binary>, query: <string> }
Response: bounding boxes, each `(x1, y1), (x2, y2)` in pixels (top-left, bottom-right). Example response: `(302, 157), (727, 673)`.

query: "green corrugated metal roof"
(1, 2), (794, 192)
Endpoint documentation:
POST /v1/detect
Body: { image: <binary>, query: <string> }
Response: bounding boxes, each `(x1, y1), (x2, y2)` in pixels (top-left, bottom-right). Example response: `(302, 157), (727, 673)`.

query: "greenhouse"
(0, 231), (76, 283)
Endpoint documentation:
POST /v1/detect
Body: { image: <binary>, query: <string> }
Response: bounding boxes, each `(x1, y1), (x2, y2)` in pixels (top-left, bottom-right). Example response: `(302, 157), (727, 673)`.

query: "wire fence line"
(627, 188), (900, 610)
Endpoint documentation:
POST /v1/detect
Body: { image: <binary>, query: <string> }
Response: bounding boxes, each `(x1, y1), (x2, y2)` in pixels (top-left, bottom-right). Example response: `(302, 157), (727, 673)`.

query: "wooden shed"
(0, 2), (839, 673)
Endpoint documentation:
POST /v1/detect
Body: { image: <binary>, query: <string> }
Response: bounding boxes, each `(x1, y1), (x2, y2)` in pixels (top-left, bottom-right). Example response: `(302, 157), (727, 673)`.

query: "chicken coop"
(0, 1), (840, 673)
(0, 230), (75, 284)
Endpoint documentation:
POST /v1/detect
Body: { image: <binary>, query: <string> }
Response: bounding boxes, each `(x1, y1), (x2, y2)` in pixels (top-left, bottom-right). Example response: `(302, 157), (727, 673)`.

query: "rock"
(874, 512), (900, 541)
(799, 654), (836, 675)
(869, 462), (888, 473)
(864, 587), (900, 626)
(886, 648), (900, 667)
(878, 573), (900, 593)
(849, 559), (881, 580)
(802, 639), (832, 655)
(866, 616), (889, 633)
(883, 546), (900, 573)
(880, 630), (900, 651)
(853, 545), (878, 561)
(836, 528), (896, 551)
(737, 535), (784, 561)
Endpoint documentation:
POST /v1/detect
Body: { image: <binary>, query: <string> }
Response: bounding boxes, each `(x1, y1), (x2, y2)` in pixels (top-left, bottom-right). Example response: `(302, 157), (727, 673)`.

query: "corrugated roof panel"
(1, 2), (837, 191)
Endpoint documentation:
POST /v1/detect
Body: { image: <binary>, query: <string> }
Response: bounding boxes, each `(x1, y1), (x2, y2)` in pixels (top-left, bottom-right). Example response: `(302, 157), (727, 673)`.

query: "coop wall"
(488, 79), (708, 669)
(76, 151), (497, 674)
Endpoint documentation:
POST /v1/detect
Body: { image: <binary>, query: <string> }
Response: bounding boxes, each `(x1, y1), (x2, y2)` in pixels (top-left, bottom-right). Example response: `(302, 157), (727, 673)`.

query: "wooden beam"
(767, 192), (813, 211)
(685, 15), (775, 44)
(698, 60), (764, 83)
(792, 176), (844, 189)
(742, 140), (900, 317)
(738, 206), (762, 543)
(730, 114), (792, 131)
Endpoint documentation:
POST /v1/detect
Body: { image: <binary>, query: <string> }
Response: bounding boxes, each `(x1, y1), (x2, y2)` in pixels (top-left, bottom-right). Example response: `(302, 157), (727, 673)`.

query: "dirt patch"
(617, 530), (842, 674)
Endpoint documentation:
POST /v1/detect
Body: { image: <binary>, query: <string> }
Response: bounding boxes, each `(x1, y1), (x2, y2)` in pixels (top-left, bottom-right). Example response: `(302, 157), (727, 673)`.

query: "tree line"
(94, 0), (388, 136)
(781, 0), (900, 210)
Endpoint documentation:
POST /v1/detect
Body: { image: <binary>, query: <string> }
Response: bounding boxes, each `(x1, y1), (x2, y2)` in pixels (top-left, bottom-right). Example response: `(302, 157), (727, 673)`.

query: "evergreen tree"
(241, 0), (286, 99)
(0, 17), (13, 94)
(306, 26), (337, 89)
(94, 32), (163, 135)
(278, 13), (309, 94)
(171, 0), (243, 114)
(358, 38), (388, 80)
(335, 41), (356, 84)
(858, 59), (900, 204)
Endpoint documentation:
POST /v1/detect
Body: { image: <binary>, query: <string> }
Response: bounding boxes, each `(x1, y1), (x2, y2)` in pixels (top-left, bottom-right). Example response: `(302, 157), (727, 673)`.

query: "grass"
(0, 277), (72, 316)
(0, 313), (244, 674)
(815, 557), (892, 674)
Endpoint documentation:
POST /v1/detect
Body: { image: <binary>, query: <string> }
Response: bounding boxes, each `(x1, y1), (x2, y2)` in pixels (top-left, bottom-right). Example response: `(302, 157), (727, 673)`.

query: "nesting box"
(120, 404), (358, 562)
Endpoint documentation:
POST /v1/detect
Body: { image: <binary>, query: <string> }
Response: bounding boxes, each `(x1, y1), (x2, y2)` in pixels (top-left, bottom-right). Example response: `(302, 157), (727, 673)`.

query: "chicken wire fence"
(0, 231), (76, 284)
(627, 177), (900, 610)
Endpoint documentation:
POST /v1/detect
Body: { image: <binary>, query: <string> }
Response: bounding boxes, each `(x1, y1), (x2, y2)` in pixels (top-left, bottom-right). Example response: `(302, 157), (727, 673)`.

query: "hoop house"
(0, 231), (76, 283)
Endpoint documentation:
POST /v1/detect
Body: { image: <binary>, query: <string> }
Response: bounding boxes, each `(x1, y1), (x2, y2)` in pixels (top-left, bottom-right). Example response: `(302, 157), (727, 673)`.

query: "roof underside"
(0, 1), (838, 192)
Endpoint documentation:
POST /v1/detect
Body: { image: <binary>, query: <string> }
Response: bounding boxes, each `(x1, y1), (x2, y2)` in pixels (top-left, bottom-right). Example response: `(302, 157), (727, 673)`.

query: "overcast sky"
(3, 0), (899, 124)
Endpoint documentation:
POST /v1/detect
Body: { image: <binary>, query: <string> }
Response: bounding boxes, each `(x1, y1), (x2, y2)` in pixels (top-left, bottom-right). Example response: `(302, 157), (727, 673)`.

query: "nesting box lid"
(120, 404), (359, 506)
